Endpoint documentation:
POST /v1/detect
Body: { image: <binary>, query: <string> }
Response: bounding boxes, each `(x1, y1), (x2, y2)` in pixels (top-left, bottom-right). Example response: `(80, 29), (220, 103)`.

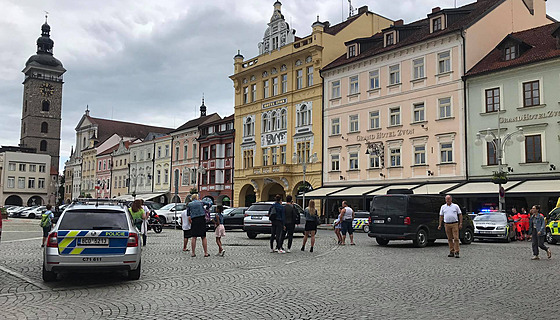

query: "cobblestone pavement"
(1, 218), (559, 319)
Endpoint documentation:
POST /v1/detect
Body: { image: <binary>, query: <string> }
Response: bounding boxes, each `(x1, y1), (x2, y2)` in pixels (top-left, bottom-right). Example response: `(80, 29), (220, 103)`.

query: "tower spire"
(200, 94), (207, 117)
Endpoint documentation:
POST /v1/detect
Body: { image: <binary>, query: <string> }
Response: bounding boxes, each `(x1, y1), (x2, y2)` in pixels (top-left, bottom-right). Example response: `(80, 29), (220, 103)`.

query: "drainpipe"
(109, 154), (113, 198)
(171, 136), (174, 201)
(461, 29), (470, 212)
(152, 143), (156, 193)
(319, 69), (326, 224)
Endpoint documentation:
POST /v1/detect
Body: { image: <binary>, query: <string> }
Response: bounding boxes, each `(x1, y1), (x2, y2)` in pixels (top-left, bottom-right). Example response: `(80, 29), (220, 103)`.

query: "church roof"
(86, 116), (173, 144)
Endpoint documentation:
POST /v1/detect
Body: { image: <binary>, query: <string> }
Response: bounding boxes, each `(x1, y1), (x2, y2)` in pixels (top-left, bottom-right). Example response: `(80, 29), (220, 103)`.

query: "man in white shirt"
(438, 195), (462, 258)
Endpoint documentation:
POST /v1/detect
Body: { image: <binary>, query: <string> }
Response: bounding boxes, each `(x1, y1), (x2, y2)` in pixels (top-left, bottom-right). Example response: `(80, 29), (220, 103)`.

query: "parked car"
(10, 206), (30, 217)
(153, 203), (187, 225)
(20, 206), (45, 219)
(243, 202), (306, 239)
(42, 199), (142, 282)
(222, 207), (248, 230)
(546, 204), (560, 244)
(353, 211), (370, 233)
(473, 212), (516, 242)
(368, 193), (474, 247)
(7, 206), (24, 217)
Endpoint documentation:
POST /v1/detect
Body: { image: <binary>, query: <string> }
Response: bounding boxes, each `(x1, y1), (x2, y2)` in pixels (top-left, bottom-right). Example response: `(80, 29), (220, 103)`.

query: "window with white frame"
(433, 17), (442, 32)
(271, 111), (279, 131)
(39, 164), (46, 173)
(440, 143), (453, 163)
(414, 145), (426, 165)
(438, 97), (452, 119)
(8, 163), (16, 171)
(349, 152), (359, 170)
(281, 74), (288, 93)
(349, 114), (359, 133)
(331, 118), (340, 135)
(413, 103), (425, 123)
(389, 107), (401, 126)
(438, 51), (451, 74)
(369, 154), (380, 168)
(28, 178), (35, 189)
(369, 111), (380, 129)
(262, 113), (270, 133)
(271, 146), (278, 165)
(389, 64), (400, 85)
(348, 44), (356, 57)
(386, 33), (394, 46)
(7, 176), (15, 188)
(390, 148), (401, 167)
(413, 58), (425, 79)
(307, 66), (313, 86)
(262, 148), (268, 166)
(331, 154), (340, 171)
(296, 69), (303, 89)
(280, 109), (287, 129)
(251, 84), (257, 102)
(243, 116), (254, 137)
(272, 77), (278, 96)
(243, 86), (249, 104)
(184, 145), (188, 160)
(296, 104), (311, 127)
(18, 177), (25, 189)
(263, 80), (270, 98)
(38, 178), (45, 189)
(29, 164), (36, 172)
(349, 75), (359, 95)
(331, 80), (341, 98)
(280, 145), (286, 164)
(369, 70), (380, 89)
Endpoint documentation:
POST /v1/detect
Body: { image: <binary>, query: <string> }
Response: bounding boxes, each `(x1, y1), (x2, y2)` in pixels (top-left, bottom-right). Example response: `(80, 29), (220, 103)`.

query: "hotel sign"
(262, 98), (287, 109)
(357, 129), (415, 141)
(500, 110), (560, 124)
(261, 131), (287, 147)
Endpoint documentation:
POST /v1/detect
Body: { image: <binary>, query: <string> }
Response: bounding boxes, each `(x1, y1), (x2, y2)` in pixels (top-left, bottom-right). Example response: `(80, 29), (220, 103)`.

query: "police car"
(42, 199), (142, 282)
(545, 198), (560, 244)
(353, 211), (370, 233)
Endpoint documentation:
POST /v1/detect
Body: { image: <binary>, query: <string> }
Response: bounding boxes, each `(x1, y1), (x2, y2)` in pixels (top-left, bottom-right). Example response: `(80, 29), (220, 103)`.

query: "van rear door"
(371, 195), (407, 233)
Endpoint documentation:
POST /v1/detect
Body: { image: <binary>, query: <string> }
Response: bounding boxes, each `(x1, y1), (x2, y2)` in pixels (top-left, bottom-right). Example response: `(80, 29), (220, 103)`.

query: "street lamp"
(475, 126), (524, 212)
(365, 141), (385, 168)
(292, 151), (318, 207)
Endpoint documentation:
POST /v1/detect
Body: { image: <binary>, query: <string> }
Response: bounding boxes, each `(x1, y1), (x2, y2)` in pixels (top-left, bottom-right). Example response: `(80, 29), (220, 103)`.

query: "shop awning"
(115, 195), (134, 201)
(412, 183), (462, 195)
(136, 193), (167, 201)
(447, 181), (522, 195)
(368, 184), (420, 196)
(506, 180), (560, 194)
(328, 185), (385, 197)
(300, 187), (347, 198)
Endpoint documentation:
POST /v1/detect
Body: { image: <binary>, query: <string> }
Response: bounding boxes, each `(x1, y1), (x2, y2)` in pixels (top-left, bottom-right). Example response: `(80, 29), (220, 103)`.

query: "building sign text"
(262, 98), (287, 109)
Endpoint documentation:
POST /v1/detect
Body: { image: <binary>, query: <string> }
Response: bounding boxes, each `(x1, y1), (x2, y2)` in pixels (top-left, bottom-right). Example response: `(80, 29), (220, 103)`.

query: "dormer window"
(504, 45), (517, 60)
(433, 17), (442, 32)
(348, 44), (357, 58)
(386, 33), (394, 46)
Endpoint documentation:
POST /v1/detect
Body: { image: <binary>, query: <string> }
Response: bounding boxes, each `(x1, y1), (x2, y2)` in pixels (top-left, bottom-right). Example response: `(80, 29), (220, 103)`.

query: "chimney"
(358, 6), (368, 15)
(432, 7), (441, 13)
(394, 19), (404, 26)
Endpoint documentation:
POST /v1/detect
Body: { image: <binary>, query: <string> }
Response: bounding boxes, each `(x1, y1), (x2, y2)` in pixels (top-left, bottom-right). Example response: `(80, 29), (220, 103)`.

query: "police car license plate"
(79, 238), (109, 246)
(374, 220), (384, 224)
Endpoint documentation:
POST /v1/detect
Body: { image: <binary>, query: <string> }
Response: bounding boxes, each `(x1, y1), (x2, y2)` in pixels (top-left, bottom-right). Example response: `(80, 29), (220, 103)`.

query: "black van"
(368, 194), (474, 247)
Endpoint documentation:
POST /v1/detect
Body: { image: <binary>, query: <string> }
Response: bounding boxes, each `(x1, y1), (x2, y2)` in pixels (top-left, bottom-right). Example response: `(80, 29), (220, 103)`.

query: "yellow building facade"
(80, 147), (97, 197)
(231, 2), (392, 206)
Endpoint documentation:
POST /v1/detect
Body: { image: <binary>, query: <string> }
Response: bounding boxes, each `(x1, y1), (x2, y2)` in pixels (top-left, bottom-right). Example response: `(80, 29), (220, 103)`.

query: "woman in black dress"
(301, 200), (319, 252)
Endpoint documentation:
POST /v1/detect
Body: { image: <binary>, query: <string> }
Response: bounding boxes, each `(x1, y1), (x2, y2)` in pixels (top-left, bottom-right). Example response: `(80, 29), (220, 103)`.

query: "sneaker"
(448, 252), (454, 258)
(286, 248), (291, 253)
(278, 249), (286, 254)
(454, 252), (460, 258)
(547, 248), (552, 259)
(310, 247), (314, 253)
(531, 255), (540, 260)
(270, 249), (275, 253)
(221, 250), (225, 257)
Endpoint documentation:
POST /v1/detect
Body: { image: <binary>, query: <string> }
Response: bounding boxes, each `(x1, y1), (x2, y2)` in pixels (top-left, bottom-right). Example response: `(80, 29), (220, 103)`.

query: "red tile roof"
(467, 22), (560, 77)
(323, 0), (504, 71)
(87, 116), (173, 144)
(173, 113), (221, 132)
(97, 140), (132, 156)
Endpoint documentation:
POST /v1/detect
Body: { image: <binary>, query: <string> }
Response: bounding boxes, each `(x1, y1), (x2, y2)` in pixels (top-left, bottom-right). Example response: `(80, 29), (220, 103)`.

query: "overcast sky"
(1, 0), (558, 172)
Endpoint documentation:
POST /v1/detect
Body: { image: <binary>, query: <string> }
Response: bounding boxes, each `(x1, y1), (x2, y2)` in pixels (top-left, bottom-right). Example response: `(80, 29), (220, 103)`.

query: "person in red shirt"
(511, 207), (523, 240)
(520, 208), (530, 241)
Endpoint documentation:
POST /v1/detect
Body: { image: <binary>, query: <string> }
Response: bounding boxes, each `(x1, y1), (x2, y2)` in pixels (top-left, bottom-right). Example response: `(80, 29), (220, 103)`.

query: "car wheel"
(28, 213), (35, 219)
(363, 225), (370, 233)
(546, 229), (557, 244)
(128, 261), (141, 280)
(461, 228), (473, 245)
(413, 229), (428, 248)
(247, 232), (258, 239)
(158, 216), (166, 225)
(376, 237), (389, 246)
(42, 265), (56, 282)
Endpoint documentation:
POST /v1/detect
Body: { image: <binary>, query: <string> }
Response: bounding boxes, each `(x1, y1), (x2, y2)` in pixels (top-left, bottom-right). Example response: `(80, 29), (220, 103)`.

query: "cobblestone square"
(0, 219), (559, 319)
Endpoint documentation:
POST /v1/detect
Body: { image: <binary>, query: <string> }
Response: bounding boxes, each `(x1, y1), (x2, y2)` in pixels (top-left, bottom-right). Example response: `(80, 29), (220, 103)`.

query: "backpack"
(40, 213), (51, 228)
(269, 205), (277, 221)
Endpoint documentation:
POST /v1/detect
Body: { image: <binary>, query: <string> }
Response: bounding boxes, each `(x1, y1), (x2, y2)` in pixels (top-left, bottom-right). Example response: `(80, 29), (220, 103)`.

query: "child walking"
(214, 205), (226, 256)
(181, 208), (191, 252)
(333, 208), (343, 245)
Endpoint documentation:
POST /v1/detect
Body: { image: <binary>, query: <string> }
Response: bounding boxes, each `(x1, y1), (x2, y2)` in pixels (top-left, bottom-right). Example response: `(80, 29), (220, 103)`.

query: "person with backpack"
(283, 195), (299, 253)
(40, 204), (54, 247)
(214, 205), (226, 257)
(301, 200), (319, 252)
(269, 194), (286, 254)
(187, 194), (212, 257)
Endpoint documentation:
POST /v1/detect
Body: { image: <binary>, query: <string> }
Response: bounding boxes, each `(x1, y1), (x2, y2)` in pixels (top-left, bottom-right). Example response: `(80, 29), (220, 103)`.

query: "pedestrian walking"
(529, 205), (552, 260)
(438, 195), (462, 258)
(180, 207), (191, 252)
(214, 205), (226, 256)
(301, 200), (319, 252)
(40, 204), (54, 247)
(187, 194), (211, 257)
(333, 208), (343, 244)
(269, 194), (285, 253)
(340, 201), (355, 245)
(129, 200), (147, 234)
(140, 199), (150, 246)
(283, 195), (297, 252)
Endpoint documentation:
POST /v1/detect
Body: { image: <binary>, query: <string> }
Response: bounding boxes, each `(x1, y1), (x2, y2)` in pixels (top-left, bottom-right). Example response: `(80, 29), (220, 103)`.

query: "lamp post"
(365, 141), (385, 168)
(292, 151), (318, 207)
(197, 165), (207, 198)
(475, 125), (524, 213)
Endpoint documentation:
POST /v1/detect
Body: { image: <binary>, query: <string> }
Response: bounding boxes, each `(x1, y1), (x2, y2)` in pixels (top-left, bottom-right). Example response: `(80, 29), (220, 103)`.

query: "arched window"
(40, 140), (47, 151)
(271, 111), (278, 131)
(42, 100), (50, 112)
(297, 104), (311, 127)
(41, 122), (48, 133)
(262, 113), (269, 133)
(280, 109), (287, 129)
(244, 117), (254, 137)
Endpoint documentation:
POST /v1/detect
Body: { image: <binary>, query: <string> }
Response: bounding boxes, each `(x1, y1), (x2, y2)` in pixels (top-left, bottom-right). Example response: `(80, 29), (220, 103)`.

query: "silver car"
(473, 212), (516, 242)
(243, 202), (306, 239)
(42, 200), (142, 282)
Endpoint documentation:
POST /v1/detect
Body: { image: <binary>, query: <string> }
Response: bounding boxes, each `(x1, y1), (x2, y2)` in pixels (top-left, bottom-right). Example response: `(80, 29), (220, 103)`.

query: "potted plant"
(491, 171), (508, 184)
